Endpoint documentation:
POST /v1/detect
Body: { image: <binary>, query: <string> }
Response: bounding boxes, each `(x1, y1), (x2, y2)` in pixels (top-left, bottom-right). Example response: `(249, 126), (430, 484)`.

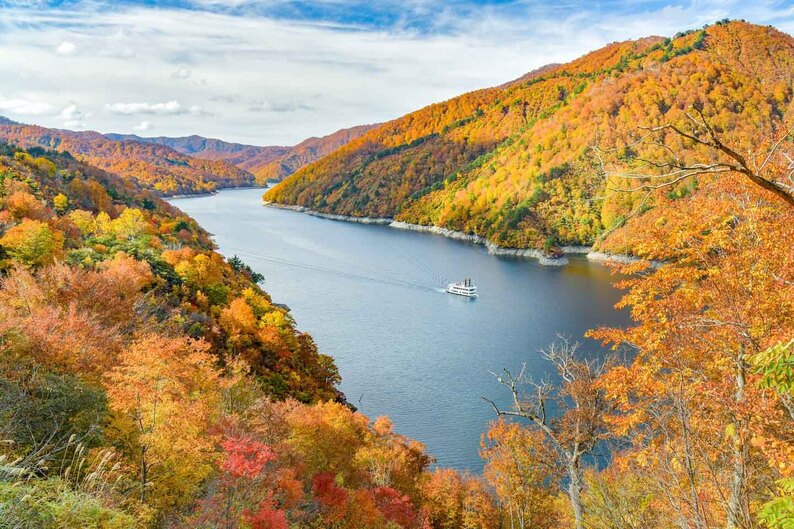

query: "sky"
(0, 1), (793, 145)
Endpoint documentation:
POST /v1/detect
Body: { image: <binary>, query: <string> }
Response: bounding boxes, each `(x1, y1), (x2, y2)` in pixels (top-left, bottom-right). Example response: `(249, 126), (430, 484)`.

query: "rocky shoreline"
(166, 190), (220, 200)
(586, 251), (664, 269)
(263, 201), (658, 268)
(389, 221), (572, 266)
(264, 202), (393, 225)
(168, 184), (271, 200)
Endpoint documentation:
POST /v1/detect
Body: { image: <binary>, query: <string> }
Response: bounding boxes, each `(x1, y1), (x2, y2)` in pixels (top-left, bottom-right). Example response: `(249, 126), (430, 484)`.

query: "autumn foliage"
(2, 18), (794, 529)
(267, 21), (794, 253)
(0, 125), (255, 195)
(0, 142), (497, 528)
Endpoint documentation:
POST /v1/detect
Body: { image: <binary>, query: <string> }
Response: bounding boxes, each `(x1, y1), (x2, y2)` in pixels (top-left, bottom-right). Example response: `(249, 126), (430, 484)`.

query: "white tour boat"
(446, 278), (478, 298)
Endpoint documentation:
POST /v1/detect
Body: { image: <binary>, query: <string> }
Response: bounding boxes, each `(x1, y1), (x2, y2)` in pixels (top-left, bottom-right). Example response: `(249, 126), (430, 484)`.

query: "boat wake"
(226, 248), (439, 294)
(392, 243), (452, 287)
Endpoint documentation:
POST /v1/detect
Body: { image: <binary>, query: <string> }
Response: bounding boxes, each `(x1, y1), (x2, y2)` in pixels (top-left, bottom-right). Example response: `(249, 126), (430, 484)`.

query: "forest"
(265, 21), (793, 252)
(1, 17), (793, 529)
(0, 123), (255, 196)
(105, 123), (377, 186)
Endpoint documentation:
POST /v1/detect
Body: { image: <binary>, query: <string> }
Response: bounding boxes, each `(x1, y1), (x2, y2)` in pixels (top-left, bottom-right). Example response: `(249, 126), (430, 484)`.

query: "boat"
(446, 278), (478, 298)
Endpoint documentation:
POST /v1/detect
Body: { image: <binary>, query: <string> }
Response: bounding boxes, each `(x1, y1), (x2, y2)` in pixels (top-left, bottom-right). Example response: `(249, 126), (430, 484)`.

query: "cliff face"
(265, 21), (794, 250)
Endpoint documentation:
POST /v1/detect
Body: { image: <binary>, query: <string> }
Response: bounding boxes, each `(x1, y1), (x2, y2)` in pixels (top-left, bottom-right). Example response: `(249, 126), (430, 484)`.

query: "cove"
(170, 188), (630, 471)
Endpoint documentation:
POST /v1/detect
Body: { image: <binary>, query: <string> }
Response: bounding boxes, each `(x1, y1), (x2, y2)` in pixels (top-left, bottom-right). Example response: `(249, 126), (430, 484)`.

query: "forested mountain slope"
(265, 21), (794, 251)
(105, 131), (291, 170)
(253, 123), (379, 182)
(0, 122), (255, 196)
(109, 123), (378, 184)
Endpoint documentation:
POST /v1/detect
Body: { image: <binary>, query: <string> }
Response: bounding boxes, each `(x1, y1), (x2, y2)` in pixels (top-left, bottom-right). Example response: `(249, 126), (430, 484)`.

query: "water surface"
(171, 188), (629, 470)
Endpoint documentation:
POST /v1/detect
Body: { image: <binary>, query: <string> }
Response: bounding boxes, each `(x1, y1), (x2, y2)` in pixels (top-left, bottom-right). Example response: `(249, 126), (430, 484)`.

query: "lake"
(170, 188), (630, 471)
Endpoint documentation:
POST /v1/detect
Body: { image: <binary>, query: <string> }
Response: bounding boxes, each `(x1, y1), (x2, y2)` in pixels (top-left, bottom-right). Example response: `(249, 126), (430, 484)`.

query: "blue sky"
(1, 1), (793, 144)
(23, 1), (790, 33)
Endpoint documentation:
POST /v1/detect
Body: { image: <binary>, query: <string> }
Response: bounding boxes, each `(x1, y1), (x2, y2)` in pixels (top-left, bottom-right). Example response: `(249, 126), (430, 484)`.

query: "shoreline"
(165, 190), (219, 200)
(264, 202), (393, 225)
(388, 221), (574, 267)
(167, 185), (269, 201)
(263, 201), (659, 268)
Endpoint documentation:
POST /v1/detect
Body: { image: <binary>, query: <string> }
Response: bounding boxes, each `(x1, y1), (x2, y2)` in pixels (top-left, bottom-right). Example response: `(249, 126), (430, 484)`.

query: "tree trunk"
(676, 386), (706, 529)
(726, 357), (750, 529)
(567, 460), (585, 529)
(140, 446), (148, 503)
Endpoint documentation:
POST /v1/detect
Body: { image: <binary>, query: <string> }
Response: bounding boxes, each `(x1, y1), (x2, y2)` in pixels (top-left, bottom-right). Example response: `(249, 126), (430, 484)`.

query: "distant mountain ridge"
(0, 123), (255, 196)
(253, 124), (379, 182)
(0, 120), (378, 196)
(104, 133), (291, 171)
(107, 123), (378, 184)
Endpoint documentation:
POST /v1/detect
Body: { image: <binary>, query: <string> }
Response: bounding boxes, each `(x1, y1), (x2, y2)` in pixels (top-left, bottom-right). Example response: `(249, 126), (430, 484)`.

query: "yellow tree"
(0, 219), (63, 267)
(420, 468), (500, 529)
(484, 338), (615, 529)
(105, 333), (223, 513)
(481, 419), (558, 529)
(53, 193), (69, 213)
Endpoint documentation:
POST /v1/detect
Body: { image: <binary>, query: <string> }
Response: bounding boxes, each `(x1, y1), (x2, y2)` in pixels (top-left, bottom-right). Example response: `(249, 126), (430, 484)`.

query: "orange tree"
(590, 175), (794, 528)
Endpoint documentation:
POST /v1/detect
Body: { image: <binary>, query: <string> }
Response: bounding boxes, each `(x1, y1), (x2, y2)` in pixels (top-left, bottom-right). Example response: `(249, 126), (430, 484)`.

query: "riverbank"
(266, 203), (394, 225)
(167, 185), (270, 200)
(388, 221), (574, 267)
(586, 251), (664, 269)
(165, 190), (219, 199)
(262, 201), (657, 268)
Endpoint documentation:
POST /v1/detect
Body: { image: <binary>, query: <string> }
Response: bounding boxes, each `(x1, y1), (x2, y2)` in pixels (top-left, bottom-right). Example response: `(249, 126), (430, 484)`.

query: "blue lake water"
(171, 188), (629, 471)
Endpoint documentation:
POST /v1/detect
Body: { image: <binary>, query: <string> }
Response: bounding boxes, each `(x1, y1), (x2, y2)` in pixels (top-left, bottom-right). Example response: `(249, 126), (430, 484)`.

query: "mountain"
(265, 21), (794, 251)
(0, 123), (255, 196)
(108, 123), (378, 184)
(251, 124), (379, 182)
(105, 132), (291, 169)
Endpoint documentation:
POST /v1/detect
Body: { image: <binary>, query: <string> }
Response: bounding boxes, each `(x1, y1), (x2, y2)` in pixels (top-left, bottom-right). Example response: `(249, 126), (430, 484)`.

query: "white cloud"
(249, 98), (313, 113)
(133, 120), (153, 131)
(171, 66), (192, 79)
(0, 2), (792, 144)
(59, 102), (89, 127)
(56, 41), (76, 56)
(105, 100), (186, 115)
(0, 95), (53, 115)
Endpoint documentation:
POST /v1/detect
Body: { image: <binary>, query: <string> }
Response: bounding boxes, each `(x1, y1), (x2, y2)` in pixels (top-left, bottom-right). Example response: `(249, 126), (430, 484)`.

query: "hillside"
(105, 132), (291, 169)
(265, 21), (794, 251)
(0, 140), (506, 529)
(109, 123), (378, 184)
(253, 123), (380, 182)
(0, 122), (255, 196)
